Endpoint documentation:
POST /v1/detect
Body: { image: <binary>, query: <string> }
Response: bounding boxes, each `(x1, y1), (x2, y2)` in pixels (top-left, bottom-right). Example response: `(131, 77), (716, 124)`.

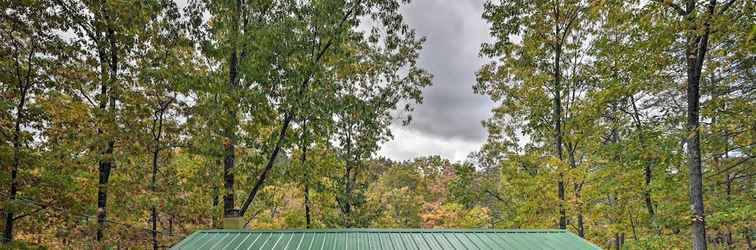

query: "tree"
(650, 0), (747, 248)
(130, 2), (192, 246)
(0, 0), (69, 243)
(53, 0), (177, 243)
(478, 0), (592, 232)
(235, 0), (431, 219)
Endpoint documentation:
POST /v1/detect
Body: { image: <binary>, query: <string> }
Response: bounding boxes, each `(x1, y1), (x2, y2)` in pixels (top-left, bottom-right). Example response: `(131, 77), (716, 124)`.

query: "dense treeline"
(0, 0), (753, 249)
(1, 0), (432, 248)
(475, 0), (753, 249)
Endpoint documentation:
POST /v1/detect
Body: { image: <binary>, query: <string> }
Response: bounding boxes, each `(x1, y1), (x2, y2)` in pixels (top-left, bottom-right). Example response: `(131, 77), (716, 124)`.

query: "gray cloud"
(398, 0), (494, 142)
(379, 125), (481, 162)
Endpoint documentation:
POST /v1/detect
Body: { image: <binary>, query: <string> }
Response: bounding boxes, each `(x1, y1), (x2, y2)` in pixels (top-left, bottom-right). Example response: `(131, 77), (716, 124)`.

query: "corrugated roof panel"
(378, 232), (394, 250)
(213, 232), (239, 249)
(430, 233), (445, 249)
(253, 232), (274, 249)
(495, 232), (529, 249)
(171, 229), (601, 250)
(411, 232), (430, 250)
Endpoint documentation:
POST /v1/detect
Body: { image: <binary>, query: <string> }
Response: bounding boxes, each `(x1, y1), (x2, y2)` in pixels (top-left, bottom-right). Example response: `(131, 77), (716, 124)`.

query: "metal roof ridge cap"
(190, 228), (570, 233)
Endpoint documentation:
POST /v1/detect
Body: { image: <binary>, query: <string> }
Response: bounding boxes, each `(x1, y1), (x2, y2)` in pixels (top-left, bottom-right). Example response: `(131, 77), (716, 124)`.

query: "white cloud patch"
(378, 125), (481, 162)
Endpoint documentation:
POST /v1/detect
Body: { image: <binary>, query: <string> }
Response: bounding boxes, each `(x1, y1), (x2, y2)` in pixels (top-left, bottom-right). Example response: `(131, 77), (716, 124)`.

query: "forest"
(0, 0), (753, 249)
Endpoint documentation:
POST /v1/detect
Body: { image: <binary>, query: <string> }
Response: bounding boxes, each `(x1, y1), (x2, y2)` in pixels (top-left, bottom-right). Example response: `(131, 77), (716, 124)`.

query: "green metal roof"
(170, 229), (601, 250)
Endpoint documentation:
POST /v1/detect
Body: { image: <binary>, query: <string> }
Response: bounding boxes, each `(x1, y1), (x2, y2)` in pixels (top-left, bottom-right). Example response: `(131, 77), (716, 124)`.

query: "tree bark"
(339, 128), (356, 228)
(342, 163), (354, 227)
(630, 95), (656, 220)
(299, 119), (312, 228)
(150, 106), (165, 250)
(223, 0), (242, 219)
(554, 35), (566, 231)
(2, 63), (31, 243)
(304, 181), (312, 228)
(684, 1), (716, 249)
(212, 183), (219, 228)
(239, 112), (293, 216)
(96, 26), (118, 242)
(567, 147), (583, 237)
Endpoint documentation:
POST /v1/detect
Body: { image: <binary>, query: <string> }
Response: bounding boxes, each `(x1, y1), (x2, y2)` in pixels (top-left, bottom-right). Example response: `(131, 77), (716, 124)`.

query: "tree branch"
(12, 205), (48, 221)
(654, 0), (688, 16)
(706, 154), (755, 178)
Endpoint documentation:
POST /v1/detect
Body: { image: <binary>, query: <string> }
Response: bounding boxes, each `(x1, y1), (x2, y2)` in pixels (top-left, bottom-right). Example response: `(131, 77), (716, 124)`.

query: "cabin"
(170, 228), (600, 249)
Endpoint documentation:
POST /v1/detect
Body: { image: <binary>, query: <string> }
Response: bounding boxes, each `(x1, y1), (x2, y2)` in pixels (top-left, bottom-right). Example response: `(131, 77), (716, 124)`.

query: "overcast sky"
(377, 0), (494, 162)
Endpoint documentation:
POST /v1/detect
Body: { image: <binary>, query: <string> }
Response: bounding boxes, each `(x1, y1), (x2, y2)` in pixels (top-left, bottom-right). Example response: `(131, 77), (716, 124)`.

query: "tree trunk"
(554, 37), (566, 230)
(343, 163), (353, 227)
(630, 95), (656, 221)
(568, 148), (583, 237)
(684, 1), (715, 249)
(96, 26), (118, 242)
(574, 183), (584, 237)
(212, 183), (219, 228)
(725, 173), (734, 249)
(340, 157), (354, 228)
(150, 107), (165, 250)
(300, 119), (312, 228)
(223, 0), (242, 219)
(340, 131), (355, 228)
(169, 214), (174, 236)
(304, 184), (311, 228)
(2, 77), (30, 243)
(685, 42), (707, 250)
(239, 112), (293, 216)
(222, 129), (236, 219)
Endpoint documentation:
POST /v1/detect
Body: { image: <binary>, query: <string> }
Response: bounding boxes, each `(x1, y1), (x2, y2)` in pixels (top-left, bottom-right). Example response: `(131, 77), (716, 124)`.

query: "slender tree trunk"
(340, 131), (355, 228)
(97, 26), (118, 242)
(620, 233), (625, 248)
(223, 0), (242, 219)
(713, 84), (733, 250)
(630, 95), (656, 221)
(239, 112), (293, 215)
(554, 39), (566, 230)
(686, 46), (707, 250)
(629, 212), (638, 240)
(150, 108), (165, 250)
(343, 163), (353, 227)
(304, 184), (311, 228)
(299, 119), (312, 228)
(222, 127), (236, 219)
(169, 214), (174, 236)
(212, 183), (219, 228)
(724, 173), (734, 249)
(3, 80), (29, 243)
(574, 182), (584, 237)
(568, 148), (583, 237)
(684, 1), (715, 249)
